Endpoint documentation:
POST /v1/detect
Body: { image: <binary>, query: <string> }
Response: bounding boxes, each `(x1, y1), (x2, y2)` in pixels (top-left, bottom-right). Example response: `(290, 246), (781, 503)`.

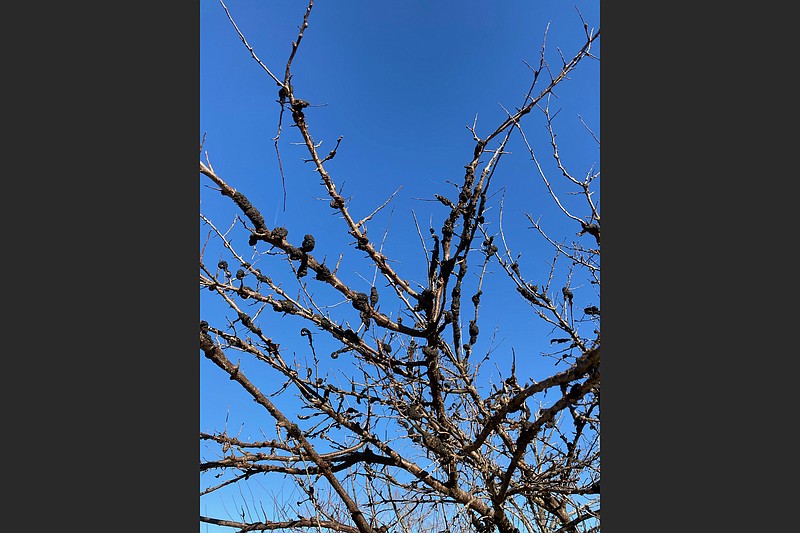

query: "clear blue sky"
(200, 0), (599, 528)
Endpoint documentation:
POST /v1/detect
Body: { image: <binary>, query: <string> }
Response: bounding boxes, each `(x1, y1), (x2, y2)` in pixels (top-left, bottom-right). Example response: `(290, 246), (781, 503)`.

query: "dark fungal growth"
(286, 245), (304, 261)
(315, 263), (332, 281)
(231, 191), (265, 231)
(301, 234), (315, 252)
(482, 236), (498, 256)
(468, 320), (479, 344)
(272, 299), (297, 314)
(579, 220), (601, 243)
(562, 286), (573, 305)
(351, 292), (369, 312)
(370, 286), (379, 307)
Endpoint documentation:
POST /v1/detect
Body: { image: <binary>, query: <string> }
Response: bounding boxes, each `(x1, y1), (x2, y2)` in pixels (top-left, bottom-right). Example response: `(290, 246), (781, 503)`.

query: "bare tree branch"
(201, 3), (600, 532)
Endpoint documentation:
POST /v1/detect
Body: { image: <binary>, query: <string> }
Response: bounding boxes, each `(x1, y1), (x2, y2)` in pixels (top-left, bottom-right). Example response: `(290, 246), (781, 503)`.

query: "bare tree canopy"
(200, 1), (600, 532)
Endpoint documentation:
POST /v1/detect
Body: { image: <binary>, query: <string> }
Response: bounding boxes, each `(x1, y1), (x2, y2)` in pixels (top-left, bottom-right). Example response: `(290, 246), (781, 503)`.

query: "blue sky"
(200, 0), (599, 528)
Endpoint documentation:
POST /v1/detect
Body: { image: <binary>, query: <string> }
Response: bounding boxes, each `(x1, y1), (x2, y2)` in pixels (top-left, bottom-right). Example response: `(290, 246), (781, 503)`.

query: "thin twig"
(219, 0), (283, 86)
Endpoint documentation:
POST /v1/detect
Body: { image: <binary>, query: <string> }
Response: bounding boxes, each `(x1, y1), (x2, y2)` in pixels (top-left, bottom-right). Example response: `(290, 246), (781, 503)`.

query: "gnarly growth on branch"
(201, 2), (600, 533)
